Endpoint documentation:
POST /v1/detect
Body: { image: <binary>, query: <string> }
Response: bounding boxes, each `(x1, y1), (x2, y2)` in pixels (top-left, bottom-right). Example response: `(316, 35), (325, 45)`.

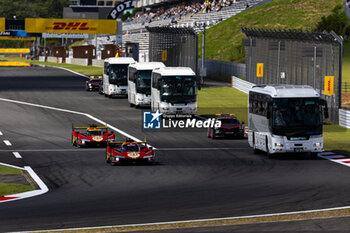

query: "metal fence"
(199, 59), (246, 82)
(146, 27), (198, 75)
(242, 28), (343, 123)
(343, 82), (350, 92)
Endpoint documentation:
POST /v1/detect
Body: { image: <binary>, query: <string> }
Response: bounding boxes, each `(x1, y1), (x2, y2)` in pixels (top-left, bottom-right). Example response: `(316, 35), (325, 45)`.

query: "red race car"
(106, 139), (155, 165)
(72, 124), (116, 147)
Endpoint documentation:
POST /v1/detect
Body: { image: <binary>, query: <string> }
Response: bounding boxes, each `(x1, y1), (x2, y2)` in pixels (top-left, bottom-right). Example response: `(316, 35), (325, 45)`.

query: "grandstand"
(97, 0), (270, 59)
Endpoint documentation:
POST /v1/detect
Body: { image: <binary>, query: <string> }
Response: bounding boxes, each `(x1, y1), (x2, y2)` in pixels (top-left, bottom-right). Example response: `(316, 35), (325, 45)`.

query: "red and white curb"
(0, 162), (48, 203)
(318, 151), (350, 167)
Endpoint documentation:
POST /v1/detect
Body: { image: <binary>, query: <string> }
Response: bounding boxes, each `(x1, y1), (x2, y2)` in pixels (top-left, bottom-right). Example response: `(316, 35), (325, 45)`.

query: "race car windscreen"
(90, 79), (102, 84)
(109, 64), (128, 85)
(87, 130), (103, 136)
(136, 70), (152, 95)
(219, 118), (239, 124)
(122, 144), (139, 152)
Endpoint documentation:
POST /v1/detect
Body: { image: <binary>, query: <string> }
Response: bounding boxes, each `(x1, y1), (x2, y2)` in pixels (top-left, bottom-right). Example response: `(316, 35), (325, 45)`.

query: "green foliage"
(122, 8), (141, 22)
(0, 0), (70, 19)
(315, 4), (350, 36)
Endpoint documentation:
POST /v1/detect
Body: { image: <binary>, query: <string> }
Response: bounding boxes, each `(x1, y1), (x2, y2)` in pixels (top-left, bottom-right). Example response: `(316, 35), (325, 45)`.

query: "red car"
(85, 78), (102, 91)
(72, 124), (116, 147)
(106, 139), (155, 165)
(207, 114), (246, 139)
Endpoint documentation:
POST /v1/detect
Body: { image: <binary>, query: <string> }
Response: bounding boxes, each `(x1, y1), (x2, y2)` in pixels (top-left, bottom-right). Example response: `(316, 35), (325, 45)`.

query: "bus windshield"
(109, 64), (128, 85)
(136, 70), (152, 95)
(161, 76), (196, 97)
(272, 98), (322, 136)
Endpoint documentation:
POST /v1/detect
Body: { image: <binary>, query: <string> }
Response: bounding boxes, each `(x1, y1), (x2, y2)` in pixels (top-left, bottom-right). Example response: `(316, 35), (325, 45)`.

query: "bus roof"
(105, 57), (135, 65)
(250, 85), (320, 98)
(129, 62), (165, 70)
(152, 67), (195, 76)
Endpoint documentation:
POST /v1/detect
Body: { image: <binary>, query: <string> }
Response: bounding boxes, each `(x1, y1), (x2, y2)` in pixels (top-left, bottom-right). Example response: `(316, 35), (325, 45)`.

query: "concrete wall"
(70, 58), (89, 66)
(47, 56), (58, 63)
(92, 59), (104, 67)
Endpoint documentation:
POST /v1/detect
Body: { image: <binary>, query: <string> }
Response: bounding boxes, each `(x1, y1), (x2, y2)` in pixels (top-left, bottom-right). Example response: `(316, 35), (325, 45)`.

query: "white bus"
(128, 62), (165, 107)
(103, 57), (135, 97)
(151, 67), (197, 115)
(248, 85), (328, 157)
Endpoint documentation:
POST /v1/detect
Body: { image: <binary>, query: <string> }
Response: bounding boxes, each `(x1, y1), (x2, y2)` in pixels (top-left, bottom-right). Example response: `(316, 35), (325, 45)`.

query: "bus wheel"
(130, 103), (135, 107)
(253, 144), (259, 154)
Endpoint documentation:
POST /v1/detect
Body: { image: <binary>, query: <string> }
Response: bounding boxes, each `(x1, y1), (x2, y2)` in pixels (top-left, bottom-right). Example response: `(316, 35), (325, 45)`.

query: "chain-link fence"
(146, 27), (198, 75)
(242, 28), (343, 123)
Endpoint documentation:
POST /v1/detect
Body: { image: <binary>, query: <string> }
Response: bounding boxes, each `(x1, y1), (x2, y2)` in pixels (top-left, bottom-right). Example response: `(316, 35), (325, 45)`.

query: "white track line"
(0, 97), (153, 148)
(3, 140), (12, 146)
(18, 202), (350, 233)
(12, 152), (22, 159)
(0, 162), (24, 170)
(1, 166), (49, 203)
(0, 131), (3, 135)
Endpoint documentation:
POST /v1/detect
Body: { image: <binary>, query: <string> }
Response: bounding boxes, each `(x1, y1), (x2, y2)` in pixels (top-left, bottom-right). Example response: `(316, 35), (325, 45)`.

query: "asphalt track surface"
(0, 67), (350, 232)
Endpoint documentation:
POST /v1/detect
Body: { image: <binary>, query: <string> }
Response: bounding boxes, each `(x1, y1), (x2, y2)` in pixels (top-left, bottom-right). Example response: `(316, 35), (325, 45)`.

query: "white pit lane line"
(0, 97), (155, 148)
(12, 152), (22, 159)
(3, 140), (12, 146)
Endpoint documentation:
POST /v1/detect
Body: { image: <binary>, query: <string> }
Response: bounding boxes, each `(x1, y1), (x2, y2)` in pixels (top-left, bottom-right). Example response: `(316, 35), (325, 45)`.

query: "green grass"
(0, 165), (23, 175)
(5, 56), (103, 76)
(199, 0), (344, 62)
(343, 41), (350, 83)
(0, 183), (34, 197)
(323, 124), (350, 155)
(0, 165), (35, 196)
(198, 87), (248, 122)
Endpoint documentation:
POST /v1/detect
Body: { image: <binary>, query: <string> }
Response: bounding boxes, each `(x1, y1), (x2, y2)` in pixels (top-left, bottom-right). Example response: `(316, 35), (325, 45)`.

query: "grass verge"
(199, 0), (344, 62)
(4, 56), (103, 76)
(0, 183), (34, 197)
(0, 165), (35, 196)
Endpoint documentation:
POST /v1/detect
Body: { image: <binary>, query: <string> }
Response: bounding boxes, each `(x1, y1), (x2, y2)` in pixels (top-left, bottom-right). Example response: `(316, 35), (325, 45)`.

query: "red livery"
(72, 124), (116, 147)
(106, 139), (155, 165)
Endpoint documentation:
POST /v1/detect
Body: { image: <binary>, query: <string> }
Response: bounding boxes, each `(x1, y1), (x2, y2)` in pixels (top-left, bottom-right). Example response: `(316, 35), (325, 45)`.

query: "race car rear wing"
(108, 138), (147, 145)
(72, 124), (108, 130)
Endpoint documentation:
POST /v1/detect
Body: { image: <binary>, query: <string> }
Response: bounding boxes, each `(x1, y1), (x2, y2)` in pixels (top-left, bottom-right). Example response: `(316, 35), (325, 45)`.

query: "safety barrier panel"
(231, 76), (255, 94)
(92, 59), (104, 67)
(339, 109), (350, 129)
(47, 56), (58, 63)
(68, 58), (88, 66)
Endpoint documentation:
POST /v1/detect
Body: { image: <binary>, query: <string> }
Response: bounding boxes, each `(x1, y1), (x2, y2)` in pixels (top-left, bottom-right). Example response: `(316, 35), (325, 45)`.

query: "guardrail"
(339, 108), (350, 129)
(343, 82), (350, 92)
(231, 76), (255, 94)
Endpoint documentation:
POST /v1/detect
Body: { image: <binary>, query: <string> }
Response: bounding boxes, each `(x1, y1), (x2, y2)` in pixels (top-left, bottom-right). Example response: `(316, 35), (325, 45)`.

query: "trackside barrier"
(231, 76), (255, 94)
(70, 58), (88, 66)
(339, 109), (350, 129)
(39, 56), (46, 62)
(92, 59), (104, 67)
(47, 56), (58, 63)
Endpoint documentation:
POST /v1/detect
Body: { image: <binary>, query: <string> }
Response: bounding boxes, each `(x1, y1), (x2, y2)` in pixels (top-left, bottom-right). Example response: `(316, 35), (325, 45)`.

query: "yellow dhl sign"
(162, 50), (167, 61)
(324, 76), (334, 96)
(25, 18), (117, 34)
(0, 36), (36, 41)
(256, 63), (264, 77)
(0, 48), (30, 53)
(0, 62), (30, 67)
(0, 18), (5, 32)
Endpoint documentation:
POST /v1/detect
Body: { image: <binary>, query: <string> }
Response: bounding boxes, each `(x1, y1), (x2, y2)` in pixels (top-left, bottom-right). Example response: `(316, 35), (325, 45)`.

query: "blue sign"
(143, 111), (162, 129)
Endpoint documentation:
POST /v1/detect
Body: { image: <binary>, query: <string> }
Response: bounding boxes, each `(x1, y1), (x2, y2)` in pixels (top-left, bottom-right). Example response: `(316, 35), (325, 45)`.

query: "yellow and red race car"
(106, 139), (155, 165)
(72, 124), (116, 147)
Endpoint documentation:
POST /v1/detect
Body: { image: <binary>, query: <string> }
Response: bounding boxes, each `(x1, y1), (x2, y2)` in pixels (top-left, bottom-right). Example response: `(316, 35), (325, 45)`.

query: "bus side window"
(104, 62), (109, 75)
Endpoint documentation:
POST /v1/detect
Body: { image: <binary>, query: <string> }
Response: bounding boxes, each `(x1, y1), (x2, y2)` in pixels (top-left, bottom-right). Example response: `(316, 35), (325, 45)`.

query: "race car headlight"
(88, 84), (92, 87)
(314, 142), (322, 147)
(274, 143), (283, 148)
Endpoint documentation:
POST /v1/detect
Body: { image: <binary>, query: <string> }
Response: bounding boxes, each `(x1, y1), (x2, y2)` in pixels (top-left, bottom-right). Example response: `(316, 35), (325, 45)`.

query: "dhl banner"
(25, 18), (117, 34)
(0, 18), (5, 32)
(0, 48), (30, 53)
(0, 61), (30, 67)
(0, 36), (36, 41)
(256, 63), (264, 77)
(324, 76), (334, 96)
